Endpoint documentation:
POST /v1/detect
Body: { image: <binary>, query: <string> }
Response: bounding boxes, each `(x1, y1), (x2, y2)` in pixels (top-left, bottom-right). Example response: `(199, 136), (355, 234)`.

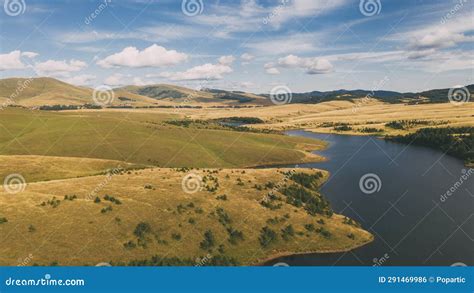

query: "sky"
(0, 0), (473, 93)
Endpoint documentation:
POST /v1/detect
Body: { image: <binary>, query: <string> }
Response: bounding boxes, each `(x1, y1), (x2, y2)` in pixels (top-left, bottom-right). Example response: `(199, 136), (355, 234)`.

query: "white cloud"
(34, 59), (87, 76)
(265, 67), (280, 75)
(218, 55), (235, 65)
(132, 77), (151, 86)
(60, 25), (202, 44)
(21, 51), (39, 58)
(276, 54), (333, 74)
(241, 53), (255, 61)
(241, 81), (254, 88)
(97, 44), (188, 68)
(278, 54), (302, 67)
(104, 73), (126, 86)
(268, 0), (349, 27)
(387, 13), (474, 56)
(62, 74), (96, 86)
(190, 0), (348, 36)
(0, 51), (26, 71)
(163, 63), (233, 81)
(408, 28), (473, 51)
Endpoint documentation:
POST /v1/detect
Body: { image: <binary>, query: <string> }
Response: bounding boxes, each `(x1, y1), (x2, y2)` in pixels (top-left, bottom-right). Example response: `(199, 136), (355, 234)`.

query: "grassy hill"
(0, 77), (92, 106)
(1, 77), (471, 107)
(121, 84), (271, 106)
(0, 107), (325, 168)
(270, 85), (474, 105)
(0, 77), (164, 107)
(0, 155), (142, 183)
(0, 167), (373, 266)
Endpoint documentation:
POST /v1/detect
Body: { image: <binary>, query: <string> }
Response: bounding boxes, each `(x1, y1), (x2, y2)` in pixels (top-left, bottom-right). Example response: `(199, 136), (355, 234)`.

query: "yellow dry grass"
(0, 155), (141, 183)
(0, 167), (373, 266)
(130, 100), (474, 135)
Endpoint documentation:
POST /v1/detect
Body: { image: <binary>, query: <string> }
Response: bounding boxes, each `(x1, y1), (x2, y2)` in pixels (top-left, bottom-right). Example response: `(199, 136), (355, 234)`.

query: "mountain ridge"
(0, 77), (472, 107)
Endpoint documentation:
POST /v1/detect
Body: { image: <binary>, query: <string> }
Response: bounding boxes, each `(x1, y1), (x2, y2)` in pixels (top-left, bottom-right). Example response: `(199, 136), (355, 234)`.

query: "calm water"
(266, 130), (474, 266)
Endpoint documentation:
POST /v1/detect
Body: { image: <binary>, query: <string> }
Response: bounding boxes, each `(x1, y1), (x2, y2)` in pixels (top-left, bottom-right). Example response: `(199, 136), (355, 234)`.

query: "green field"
(0, 108), (325, 168)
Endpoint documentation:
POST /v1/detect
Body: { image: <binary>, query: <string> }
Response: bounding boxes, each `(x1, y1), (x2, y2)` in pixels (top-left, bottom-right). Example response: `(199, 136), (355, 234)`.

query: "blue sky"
(0, 0), (473, 93)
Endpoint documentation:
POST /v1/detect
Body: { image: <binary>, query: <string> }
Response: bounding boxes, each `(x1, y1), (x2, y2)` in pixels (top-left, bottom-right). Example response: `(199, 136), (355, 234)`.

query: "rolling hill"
(0, 77), (471, 108)
(0, 78), (163, 107)
(120, 84), (272, 106)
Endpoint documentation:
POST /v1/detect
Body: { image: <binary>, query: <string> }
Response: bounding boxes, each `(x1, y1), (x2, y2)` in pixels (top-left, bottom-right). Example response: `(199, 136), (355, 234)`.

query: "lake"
(266, 130), (473, 266)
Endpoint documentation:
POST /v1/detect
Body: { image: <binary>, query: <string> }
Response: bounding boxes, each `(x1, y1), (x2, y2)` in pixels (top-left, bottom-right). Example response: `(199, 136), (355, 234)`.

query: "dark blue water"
(266, 131), (474, 266)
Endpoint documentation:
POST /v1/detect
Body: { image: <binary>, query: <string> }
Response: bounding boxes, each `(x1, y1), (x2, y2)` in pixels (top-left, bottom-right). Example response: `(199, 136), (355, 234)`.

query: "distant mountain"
(0, 77), (471, 107)
(281, 85), (474, 104)
(119, 84), (272, 106)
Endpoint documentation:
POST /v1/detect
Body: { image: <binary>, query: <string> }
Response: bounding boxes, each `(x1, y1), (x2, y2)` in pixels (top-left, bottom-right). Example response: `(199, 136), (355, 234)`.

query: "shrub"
(199, 230), (215, 250)
(259, 227), (277, 248)
(171, 233), (182, 241)
(134, 222), (152, 239)
(281, 225), (295, 241)
(304, 223), (315, 232)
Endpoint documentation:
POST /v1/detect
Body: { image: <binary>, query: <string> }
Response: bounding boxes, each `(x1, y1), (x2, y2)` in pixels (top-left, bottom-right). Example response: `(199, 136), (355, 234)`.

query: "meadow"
(0, 166), (372, 266)
(0, 108), (325, 168)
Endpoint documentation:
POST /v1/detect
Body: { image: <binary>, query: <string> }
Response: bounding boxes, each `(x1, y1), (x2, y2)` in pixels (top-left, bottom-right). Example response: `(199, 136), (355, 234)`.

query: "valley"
(0, 77), (472, 266)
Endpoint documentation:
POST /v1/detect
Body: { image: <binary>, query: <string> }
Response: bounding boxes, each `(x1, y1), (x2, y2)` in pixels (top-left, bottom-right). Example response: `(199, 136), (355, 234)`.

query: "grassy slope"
(0, 77), (92, 105)
(0, 168), (373, 266)
(120, 84), (272, 106)
(171, 100), (474, 136)
(0, 78), (169, 107)
(0, 108), (325, 168)
(0, 155), (141, 183)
